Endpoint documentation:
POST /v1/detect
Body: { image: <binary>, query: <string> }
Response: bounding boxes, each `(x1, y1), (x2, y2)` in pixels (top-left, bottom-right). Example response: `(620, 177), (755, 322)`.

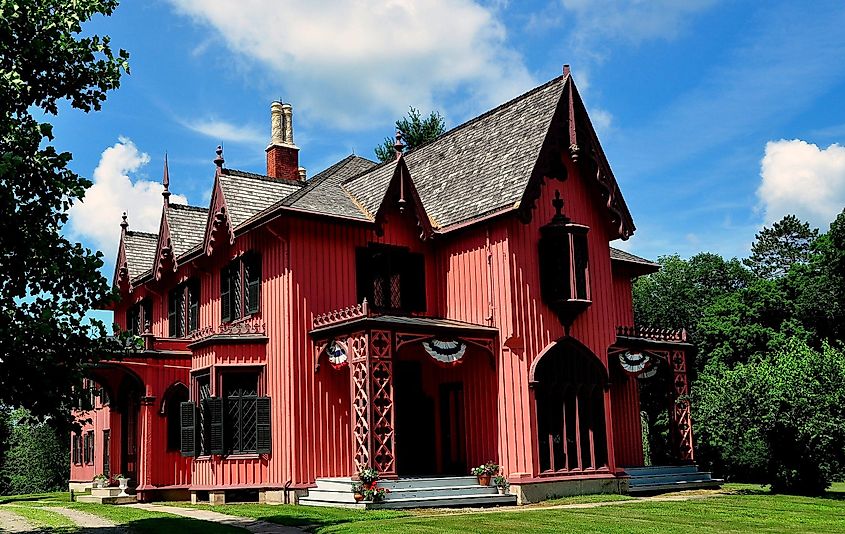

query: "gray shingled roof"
(123, 231), (157, 280)
(219, 168), (304, 227)
(167, 203), (208, 257)
(609, 247), (659, 268)
(282, 155), (376, 218)
(342, 76), (566, 229)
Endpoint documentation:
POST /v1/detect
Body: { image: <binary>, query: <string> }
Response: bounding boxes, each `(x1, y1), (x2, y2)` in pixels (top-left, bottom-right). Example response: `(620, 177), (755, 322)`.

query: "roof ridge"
(341, 74), (565, 186)
(170, 203), (209, 212)
(224, 167), (306, 187)
(126, 230), (158, 238)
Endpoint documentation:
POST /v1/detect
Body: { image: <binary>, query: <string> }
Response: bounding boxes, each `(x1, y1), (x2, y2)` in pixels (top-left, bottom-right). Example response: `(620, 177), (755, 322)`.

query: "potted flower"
(364, 485), (390, 503)
(351, 482), (365, 502)
(357, 467), (379, 490)
(471, 461), (500, 486)
(92, 474), (107, 489)
(493, 475), (510, 495)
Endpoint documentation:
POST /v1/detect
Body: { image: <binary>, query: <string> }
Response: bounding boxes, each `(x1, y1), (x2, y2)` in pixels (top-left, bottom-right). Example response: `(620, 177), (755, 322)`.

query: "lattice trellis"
(670, 349), (694, 462)
(371, 359), (395, 475)
(350, 332), (370, 472)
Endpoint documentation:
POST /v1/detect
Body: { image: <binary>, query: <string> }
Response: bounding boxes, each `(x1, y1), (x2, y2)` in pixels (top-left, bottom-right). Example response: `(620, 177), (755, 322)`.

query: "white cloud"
(180, 118), (264, 145)
(68, 138), (187, 260)
(758, 139), (845, 229)
(560, 0), (718, 62)
(167, 0), (535, 129)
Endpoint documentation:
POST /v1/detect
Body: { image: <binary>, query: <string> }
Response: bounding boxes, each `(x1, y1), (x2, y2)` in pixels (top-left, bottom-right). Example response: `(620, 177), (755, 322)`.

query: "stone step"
(627, 479), (724, 494)
(90, 487), (124, 498)
(370, 493), (517, 509)
(627, 472), (715, 486)
(76, 494), (138, 505)
(307, 484), (498, 503)
(624, 465), (700, 476)
(314, 476), (482, 491)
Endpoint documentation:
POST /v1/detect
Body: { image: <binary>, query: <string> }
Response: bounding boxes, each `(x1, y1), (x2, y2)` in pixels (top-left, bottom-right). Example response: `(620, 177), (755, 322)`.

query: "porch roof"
(309, 312), (499, 340)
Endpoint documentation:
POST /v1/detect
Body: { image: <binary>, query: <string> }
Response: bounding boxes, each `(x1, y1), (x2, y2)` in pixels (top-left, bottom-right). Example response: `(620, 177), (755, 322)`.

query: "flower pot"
(354, 493), (364, 502)
(363, 481), (376, 490)
(478, 474), (491, 486)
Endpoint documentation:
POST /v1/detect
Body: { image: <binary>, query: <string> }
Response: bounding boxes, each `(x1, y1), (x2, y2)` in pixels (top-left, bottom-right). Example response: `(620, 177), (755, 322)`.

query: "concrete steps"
(625, 465), (722, 494)
(300, 476), (516, 509)
(75, 486), (137, 505)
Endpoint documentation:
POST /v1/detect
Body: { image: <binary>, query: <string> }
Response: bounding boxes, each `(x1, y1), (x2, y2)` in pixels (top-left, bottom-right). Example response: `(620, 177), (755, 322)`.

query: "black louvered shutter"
(206, 397), (225, 455)
(180, 402), (196, 457)
(402, 252), (426, 312)
(127, 306), (139, 336)
(168, 289), (177, 337)
(188, 279), (199, 333)
(232, 261), (243, 321)
(72, 434), (80, 464)
(355, 247), (371, 304)
(256, 397), (271, 454)
(245, 253), (261, 315)
(220, 266), (231, 323)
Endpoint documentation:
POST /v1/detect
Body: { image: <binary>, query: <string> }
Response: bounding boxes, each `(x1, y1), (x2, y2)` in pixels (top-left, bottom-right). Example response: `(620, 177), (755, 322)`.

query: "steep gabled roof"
(342, 77), (566, 230)
(281, 155), (376, 218)
(167, 203), (209, 257)
(123, 231), (158, 280)
(609, 247), (660, 275)
(218, 168), (304, 227)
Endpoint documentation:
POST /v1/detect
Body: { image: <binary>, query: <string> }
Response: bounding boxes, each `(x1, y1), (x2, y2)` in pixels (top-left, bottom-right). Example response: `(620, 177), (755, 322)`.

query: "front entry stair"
(300, 476), (516, 509)
(625, 465), (722, 494)
(75, 487), (137, 505)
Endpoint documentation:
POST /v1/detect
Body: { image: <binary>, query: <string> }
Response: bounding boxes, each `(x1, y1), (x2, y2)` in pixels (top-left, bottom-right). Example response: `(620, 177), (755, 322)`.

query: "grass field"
(0, 483), (842, 533)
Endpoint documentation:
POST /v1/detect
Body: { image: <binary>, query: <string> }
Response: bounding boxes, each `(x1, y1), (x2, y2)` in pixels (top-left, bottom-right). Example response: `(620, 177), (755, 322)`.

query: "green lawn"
(3, 504), (77, 531)
(1, 484), (843, 533)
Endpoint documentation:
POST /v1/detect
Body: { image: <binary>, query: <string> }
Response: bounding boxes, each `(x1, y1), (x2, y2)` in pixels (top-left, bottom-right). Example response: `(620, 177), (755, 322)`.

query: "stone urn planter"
(117, 476), (131, 497)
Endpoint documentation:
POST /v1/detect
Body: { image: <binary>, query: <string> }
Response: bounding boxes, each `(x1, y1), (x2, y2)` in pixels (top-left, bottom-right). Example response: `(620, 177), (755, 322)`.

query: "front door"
(394, 361), (436, 476)
(439, 382), (466, 475)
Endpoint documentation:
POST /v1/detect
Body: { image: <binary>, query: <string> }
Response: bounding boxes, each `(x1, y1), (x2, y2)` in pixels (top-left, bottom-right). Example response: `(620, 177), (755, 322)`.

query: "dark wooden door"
(439, 382), (466, 475)
(121, 399), (138, 480)
(394, 361), (436, 476)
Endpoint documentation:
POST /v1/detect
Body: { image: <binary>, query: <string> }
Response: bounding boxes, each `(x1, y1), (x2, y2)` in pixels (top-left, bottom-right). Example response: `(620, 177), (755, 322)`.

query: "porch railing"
(616, 326), (687, 343)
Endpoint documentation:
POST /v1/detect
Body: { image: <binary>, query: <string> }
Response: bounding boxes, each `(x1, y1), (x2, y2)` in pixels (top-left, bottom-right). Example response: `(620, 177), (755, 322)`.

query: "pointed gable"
(114, 230), (157, 289)
(153, 202), (208, 279)
(218, 168), (304, 227)
(373, 157), (434, 240)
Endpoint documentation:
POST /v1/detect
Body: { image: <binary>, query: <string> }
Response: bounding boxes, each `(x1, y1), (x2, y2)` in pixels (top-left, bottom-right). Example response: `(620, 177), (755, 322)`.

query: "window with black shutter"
(180, 401), (196, 457)
(126, 298), (152, 336)
(72, 433), (82, 465)
(166, 384), (190, 451)
(195, 373), (211, 455)
(169, 278), (200, 337)
(84, 430), (94, 465)
(221, 253), (261, 322)
(356, 244), (425, 314)
(223, 373), (259, 454)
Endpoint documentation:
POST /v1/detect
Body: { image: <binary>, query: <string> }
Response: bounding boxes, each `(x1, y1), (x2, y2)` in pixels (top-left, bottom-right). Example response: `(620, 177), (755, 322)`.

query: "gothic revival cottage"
(70, 67), (715, 507)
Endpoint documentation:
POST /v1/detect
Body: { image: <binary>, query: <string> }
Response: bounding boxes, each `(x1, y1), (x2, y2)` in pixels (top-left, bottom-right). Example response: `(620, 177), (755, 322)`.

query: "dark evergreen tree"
(744, 214), (818, 279)
(374, 107), (446, 162)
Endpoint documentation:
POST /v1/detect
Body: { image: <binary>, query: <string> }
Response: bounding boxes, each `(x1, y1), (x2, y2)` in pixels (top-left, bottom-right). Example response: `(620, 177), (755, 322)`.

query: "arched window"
(162, 383), (190, 451)
(534, 341), (608, 473)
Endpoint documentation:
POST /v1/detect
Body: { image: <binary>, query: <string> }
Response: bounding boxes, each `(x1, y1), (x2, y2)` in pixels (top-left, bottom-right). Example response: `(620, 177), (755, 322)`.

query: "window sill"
(192, 453), (265, 461)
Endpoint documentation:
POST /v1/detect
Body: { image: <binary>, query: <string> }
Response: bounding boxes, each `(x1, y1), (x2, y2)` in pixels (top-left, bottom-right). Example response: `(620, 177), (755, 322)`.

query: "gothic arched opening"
(534, 341), (608, 473)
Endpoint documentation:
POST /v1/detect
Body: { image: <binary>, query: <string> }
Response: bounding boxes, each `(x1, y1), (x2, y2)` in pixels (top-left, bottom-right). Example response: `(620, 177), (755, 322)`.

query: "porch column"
(349, 330), (396, 478)
(136, 390), (156, 499)
(669, 349), (694, 462)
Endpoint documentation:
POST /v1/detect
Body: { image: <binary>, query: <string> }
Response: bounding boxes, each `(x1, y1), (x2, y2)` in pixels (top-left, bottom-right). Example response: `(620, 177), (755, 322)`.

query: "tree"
(0, 408), (69, 495)
(744, 215), (818, 279)
(374, 107), (446, 162)
(694, 339), (845, 495)
(0, 1), (129, 422)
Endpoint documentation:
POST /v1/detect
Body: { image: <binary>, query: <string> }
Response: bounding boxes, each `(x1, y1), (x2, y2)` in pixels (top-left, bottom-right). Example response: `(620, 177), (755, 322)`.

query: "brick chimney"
(266, 101), (302, 181)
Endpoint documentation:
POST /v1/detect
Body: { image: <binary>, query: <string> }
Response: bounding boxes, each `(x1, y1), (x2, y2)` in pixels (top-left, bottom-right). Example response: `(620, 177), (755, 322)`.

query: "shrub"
(0, 408), (69, 495)
(694, 338), (845, 494)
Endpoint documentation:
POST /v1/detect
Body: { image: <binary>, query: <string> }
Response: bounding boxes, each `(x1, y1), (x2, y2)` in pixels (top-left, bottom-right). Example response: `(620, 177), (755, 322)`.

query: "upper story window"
(221, 252), (261, 323)
(168, 278), (200, 338)
(126, 298), (152, 335)
(356, 244), (425, 314)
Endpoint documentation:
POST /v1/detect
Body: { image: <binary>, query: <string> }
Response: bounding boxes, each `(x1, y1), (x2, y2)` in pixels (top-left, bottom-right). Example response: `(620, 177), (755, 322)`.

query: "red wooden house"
(69, 67), (708, 506)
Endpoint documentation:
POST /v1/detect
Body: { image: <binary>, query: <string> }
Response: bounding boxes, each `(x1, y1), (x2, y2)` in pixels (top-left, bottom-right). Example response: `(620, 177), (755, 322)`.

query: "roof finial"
(162, 153), (171, 205)
(214, 145), (224, 169)
(552, 190), (569, 223)
(120, 211), (128, 233)
(394, 130), (405, 160)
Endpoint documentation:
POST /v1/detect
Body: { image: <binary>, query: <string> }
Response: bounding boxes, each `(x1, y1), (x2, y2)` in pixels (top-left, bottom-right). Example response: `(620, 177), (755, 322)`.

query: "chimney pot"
(266, 101), (301, 181)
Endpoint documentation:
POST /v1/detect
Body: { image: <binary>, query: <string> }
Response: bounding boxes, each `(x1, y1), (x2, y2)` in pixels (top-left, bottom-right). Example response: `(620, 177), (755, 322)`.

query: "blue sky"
(59, 0), (845, 281)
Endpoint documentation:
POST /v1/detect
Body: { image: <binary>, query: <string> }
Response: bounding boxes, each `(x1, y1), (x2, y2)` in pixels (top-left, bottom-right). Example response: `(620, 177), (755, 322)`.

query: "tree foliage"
(694, 339), (845, 495)
(0, 408), (69, 495)
(374, 107), (446, 162)
(0, 0), (129, 422)
(744, 215), (818, 279)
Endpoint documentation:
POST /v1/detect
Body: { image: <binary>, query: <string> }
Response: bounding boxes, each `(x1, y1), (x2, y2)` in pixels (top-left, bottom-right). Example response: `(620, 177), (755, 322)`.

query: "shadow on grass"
(0, 492), (70, 505)
(124, 517), (246, 534)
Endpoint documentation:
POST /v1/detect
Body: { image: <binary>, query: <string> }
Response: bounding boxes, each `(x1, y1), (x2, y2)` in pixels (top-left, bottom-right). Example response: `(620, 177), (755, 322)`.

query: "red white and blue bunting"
(324, 339), (349, 369)
(422, 338), (466, 365)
